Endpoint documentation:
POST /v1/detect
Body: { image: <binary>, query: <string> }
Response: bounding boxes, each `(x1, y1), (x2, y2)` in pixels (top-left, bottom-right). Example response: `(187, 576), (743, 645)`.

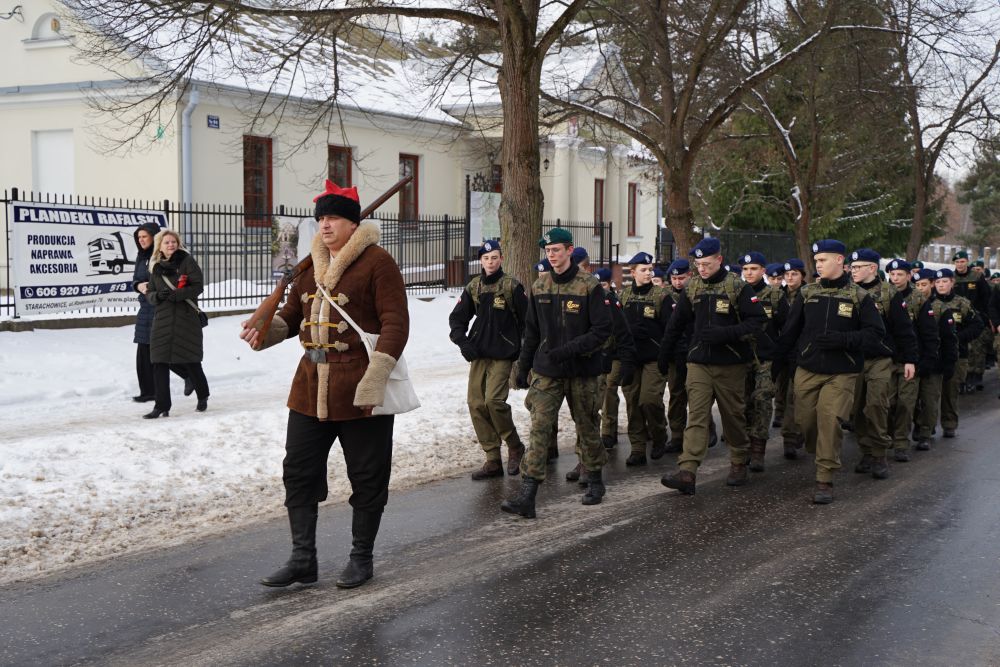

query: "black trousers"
(136, 344), (189, 397)
(152, 362), (208, 410)
(283, 409), (395, 512)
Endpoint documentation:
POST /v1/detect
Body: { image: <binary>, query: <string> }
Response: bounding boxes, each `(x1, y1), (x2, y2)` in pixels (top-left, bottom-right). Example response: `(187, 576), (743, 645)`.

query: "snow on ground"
(0, 295), (551, 585)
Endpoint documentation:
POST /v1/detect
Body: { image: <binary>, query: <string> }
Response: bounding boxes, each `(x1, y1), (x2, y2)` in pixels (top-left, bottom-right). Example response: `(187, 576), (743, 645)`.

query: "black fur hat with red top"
(313, 179), (361, 223)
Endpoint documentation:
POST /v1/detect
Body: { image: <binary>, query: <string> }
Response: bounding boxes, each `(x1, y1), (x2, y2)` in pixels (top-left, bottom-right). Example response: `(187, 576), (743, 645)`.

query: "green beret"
(538, 227), (573, 248)
(952, 250), (969, 260)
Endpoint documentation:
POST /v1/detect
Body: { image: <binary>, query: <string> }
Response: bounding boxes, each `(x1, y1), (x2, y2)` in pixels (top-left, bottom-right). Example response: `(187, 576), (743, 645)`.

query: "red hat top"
(313, 179), (359, 204)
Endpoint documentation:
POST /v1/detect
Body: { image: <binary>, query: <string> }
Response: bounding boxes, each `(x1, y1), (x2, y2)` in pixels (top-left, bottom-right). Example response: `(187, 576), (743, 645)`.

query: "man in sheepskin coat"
(241, 180), (409, 590)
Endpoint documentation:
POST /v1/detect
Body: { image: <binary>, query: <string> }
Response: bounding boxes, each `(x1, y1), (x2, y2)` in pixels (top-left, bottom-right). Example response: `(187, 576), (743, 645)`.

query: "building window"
(627, 182), (638, 236)
(243, 135), (272, 227)
(490, 164), (503, 193)
(594, 178), (605, 234)
(399, 154), (419, 229)
(328, 145), (352, 187)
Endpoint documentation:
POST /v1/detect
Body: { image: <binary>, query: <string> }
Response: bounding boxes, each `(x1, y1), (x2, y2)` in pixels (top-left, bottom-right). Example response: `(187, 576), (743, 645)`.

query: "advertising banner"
(10, 201), (168, 315)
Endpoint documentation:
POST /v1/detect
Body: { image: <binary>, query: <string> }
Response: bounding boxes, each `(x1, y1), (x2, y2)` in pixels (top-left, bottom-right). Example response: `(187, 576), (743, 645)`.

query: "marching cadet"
(952, 251), (992, 392)
(910, 260), (925, 281)
(739, 251), (788, 472)
(778, 258), (808, 457)
(664, 260), (695, 452)
(912, 268), (959, 450)
(652, 266), (666, 287)
(847, 249), (918, 480)
(618, 252), (671, 465)
(932, 268), (984, 437)
(449, 241), (529, 480)
(990, 277), (1000, 398)
(657, 238), (768, 495)
(572, 246), (591, 273)
(567, 269), (636, 482)
(502, 227), (612, 518)
(524, 257), (559, 460)
(885, 259), (939, 461)
(765, 263), (785, 288)
(773, 240), (884, 504)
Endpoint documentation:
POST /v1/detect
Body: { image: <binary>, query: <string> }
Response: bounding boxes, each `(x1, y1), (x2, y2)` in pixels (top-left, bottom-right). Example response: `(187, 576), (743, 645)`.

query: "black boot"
(261, 504), (318, 587)
(581, 470), (605, 505)
(336, 509), (383, 589)
(501, 477), (539, 518)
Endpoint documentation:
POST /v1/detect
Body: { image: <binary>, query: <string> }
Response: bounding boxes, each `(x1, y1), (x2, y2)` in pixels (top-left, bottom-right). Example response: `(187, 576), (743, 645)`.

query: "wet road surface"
(2, 382), (999, 666)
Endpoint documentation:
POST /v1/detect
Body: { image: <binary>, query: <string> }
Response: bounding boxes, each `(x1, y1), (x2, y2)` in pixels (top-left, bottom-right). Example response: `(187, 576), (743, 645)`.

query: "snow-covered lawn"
(0, 295), (535, 585)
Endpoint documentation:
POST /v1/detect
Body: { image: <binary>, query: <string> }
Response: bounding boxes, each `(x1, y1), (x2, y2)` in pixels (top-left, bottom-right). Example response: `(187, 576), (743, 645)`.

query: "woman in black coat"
(131, 224), (192, 401)
(143, 229), (210, 418)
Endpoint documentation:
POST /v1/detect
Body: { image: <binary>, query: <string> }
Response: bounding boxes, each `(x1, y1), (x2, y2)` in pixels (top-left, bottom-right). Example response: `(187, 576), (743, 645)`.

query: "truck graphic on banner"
(87, 231), (136, 275)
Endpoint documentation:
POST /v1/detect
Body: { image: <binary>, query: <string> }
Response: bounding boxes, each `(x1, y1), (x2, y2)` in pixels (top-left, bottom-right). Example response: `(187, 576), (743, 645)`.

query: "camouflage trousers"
(467, 358), (521, 460)
(600, 362), (622, 438)
(968, 328), (991, 376)
(743, 359), (774, 441)
(521, 374), (607, 481)
(888, 363), (919, 451)
(853, 356), (894, 458)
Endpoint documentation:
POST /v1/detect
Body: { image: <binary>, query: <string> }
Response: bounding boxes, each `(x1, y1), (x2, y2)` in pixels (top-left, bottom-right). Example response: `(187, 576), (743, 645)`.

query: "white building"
(0, 1), (661, 292)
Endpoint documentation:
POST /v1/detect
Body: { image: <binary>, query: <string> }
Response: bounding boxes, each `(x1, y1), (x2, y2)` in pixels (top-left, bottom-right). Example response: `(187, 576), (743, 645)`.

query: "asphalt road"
(2, 381), (999, 666)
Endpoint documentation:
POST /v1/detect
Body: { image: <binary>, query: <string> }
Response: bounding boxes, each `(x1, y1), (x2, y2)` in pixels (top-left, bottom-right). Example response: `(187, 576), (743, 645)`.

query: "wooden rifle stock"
(247, 175), (414, 349)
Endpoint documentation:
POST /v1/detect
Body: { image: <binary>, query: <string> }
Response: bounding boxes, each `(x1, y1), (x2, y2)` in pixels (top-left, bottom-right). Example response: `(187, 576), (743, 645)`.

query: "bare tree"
(64, 0), (592, 283)
(877, 0), (1000, 259)
(541, 0), (844, 255)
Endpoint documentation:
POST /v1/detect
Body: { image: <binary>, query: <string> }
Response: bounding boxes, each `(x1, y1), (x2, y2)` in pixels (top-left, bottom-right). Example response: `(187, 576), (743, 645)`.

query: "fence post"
(608, 221), (613, 265)
(11, 187), (18, 201)
(443, 214), (451, 288)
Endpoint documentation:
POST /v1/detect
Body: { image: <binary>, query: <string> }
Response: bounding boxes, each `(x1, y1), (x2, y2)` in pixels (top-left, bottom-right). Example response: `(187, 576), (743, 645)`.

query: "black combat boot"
(871, 456), (890, 480)
(506, 442), (525, 476)
(665, 437), (683, 453)
(501, 477), (539, 518)
(601, 434), (618, 449)
(650, 440), (667, 460)
(813, 482), (834, 504)
(726, 462), (748, 486)
(547, 443), (559, 461)
(661, 469), (696, 495)
(565, 462), (583, 482)
(261, 504), (318, 587)
(915, 438), (931, 451)
(336, 509), (383, 589)
(748, 437), (767, 472)
(854, 454), (874, 474)
(894, 448), (911, 462)
(625, 451), (647, 466)
(471, 460), (504, 480)
(943, 428), (956, 438)
(708, 422), (719, 448)
(581, 470), (605, 505)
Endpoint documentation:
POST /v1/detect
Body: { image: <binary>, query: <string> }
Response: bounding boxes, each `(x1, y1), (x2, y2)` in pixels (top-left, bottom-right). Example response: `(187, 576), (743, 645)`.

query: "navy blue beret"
(850, 248), (881, 264)
(935, 268), (954, 279)
(739, 251), (767, 267)
(478, 240), (501, 257)
(593, 268), (611, 281)
(886, 258), (911, 271)
(668, 259), (690, 275)
(812, 239), (846, 255)
(626, 251), (653, 265)
(690, 237), (721, 258)
(765, 262), (784, 277)
(535, 258), (552, 272)
(784, 258), (806, 272)
(571, 247), (589, 261)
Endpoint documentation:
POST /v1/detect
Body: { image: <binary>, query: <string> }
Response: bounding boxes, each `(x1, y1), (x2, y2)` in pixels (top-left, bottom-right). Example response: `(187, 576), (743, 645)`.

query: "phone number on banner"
(19, 282), (131, 299)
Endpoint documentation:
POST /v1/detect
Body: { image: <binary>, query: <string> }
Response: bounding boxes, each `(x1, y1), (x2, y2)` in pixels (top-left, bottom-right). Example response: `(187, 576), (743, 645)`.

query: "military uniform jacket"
(619, 282), (671, 364)
(912, 291), (956, 375)
(934, 291), (984, 359)
(954, 269), (991, 319)
(600, 290), (637, 372)
(660, 267), (768, 366)
(666, 288), (693, 365)
(988, 282), (1000, 329)
(449, 269), (528, 361)
(896, 285), (940, 372)
(519, 263), (613, 379)
(856, 278), (918, 364)
(775, 273), (885, 375)
(748, 278), (788, 361)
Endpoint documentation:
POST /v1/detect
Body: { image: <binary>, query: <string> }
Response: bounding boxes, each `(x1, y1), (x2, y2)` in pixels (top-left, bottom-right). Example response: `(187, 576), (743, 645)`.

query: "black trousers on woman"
(282, 410), (395, 511)
(136, 344), (189, 397)
(152, 362), (208, 411)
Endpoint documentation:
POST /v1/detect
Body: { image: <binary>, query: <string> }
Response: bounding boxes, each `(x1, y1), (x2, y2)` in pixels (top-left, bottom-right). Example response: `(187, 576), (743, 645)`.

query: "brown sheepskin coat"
(262, 222), (409, 421)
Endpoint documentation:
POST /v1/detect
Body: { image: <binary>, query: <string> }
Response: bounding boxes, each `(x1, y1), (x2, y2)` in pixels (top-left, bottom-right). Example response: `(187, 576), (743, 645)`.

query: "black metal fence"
(1, 188), (470, 319)
(542, 219), (615, 266)
(657, 227), (798, 266)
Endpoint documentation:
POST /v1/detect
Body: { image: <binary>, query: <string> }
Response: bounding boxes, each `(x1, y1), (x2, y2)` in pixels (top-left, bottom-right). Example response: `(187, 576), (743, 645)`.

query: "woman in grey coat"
(143, 229), (210, 418)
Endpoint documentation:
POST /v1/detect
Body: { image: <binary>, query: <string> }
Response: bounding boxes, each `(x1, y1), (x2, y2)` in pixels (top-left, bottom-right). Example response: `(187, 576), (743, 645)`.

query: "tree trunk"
(496, 22), (544, 288)
(664, 165), (699, 256)
(795, 195), (815, 277)
(906, 170), (928, 261)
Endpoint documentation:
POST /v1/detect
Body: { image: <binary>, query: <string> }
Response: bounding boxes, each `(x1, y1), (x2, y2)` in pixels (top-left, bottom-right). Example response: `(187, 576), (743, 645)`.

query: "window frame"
(327, 144), (352, 187)
(399, 153), (420, 230)
(594, 178), (605, 235)
(243, 135), (273, 228)
(627, 182), (638, 236)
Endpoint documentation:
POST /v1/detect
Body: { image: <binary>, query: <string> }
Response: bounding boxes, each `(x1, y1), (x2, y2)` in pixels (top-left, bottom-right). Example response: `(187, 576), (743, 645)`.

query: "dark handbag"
(198, 311), (209, 328)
